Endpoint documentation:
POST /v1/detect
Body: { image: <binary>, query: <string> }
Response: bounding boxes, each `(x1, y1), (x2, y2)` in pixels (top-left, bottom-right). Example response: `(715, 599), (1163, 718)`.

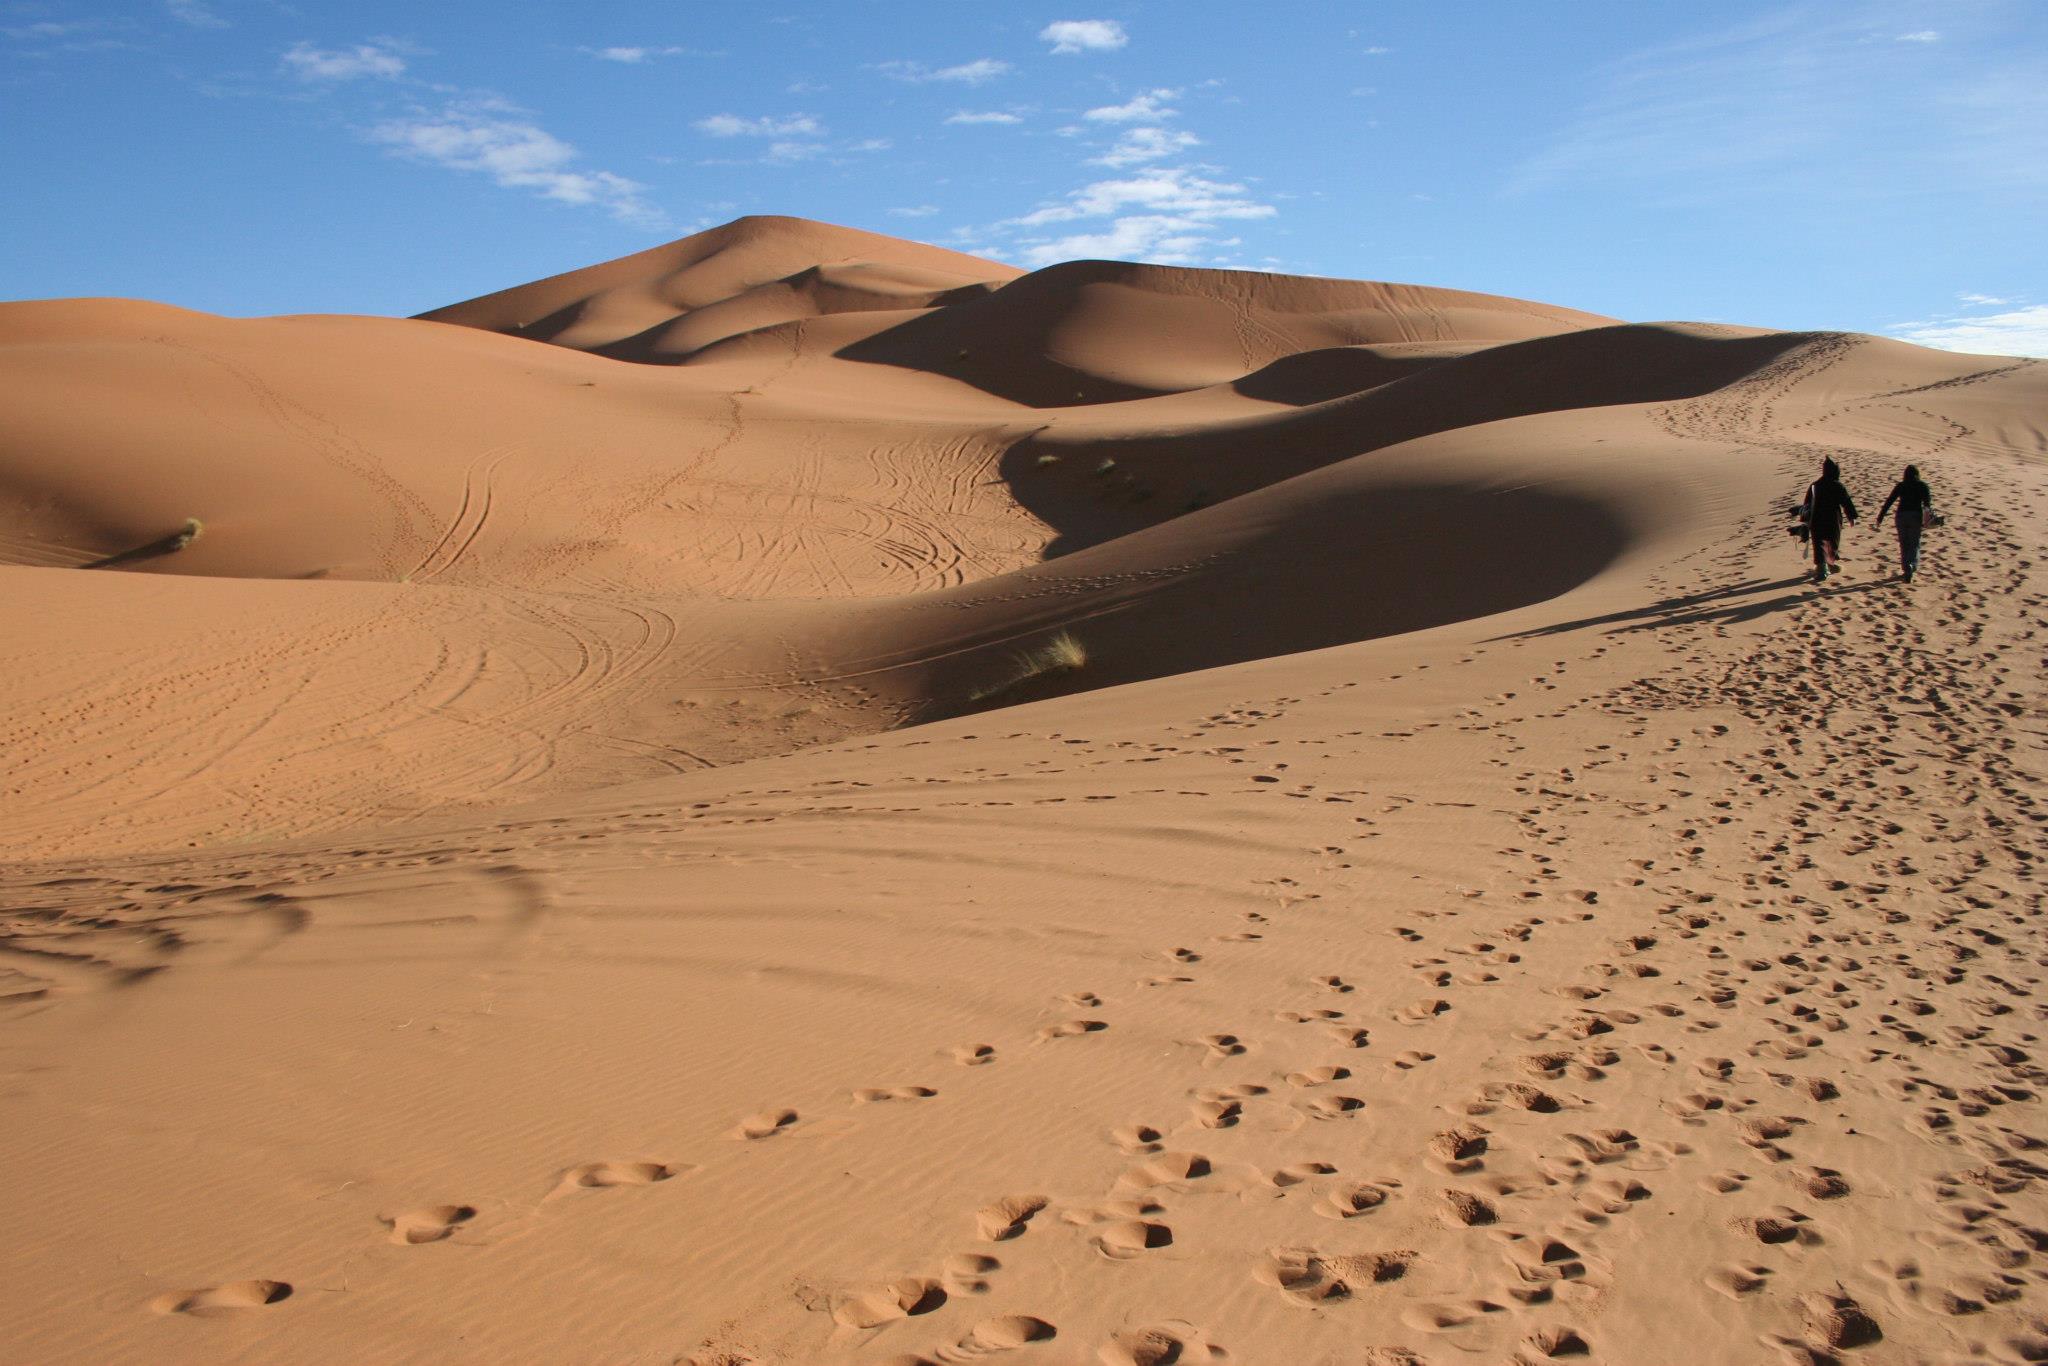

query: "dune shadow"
(907, 479), (1632, 722)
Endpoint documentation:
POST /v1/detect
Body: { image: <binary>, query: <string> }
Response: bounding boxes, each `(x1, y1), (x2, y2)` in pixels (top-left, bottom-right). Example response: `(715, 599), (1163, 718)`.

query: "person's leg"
(1813, 530), (1828, 581)
(1900, 520), (1922, 580)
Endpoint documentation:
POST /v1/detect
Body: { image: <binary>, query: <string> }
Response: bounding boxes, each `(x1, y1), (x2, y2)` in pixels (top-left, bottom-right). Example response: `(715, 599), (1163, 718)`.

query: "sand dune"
(2, 217), (2046, 1365)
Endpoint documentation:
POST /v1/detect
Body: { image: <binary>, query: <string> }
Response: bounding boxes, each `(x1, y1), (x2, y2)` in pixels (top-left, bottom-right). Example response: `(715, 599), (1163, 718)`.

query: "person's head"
(1822, 458), (1840, 479)
(1904, 464), (1920, 480)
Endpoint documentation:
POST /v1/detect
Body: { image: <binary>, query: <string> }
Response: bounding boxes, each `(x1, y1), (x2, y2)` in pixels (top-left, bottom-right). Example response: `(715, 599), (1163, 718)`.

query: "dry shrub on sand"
(970, 632), (1087, 704)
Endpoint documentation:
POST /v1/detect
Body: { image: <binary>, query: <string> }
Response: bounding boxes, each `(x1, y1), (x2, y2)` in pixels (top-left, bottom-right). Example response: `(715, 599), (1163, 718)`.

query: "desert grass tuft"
(82, 517), (206, 569)
(970, 631), (1088, 703)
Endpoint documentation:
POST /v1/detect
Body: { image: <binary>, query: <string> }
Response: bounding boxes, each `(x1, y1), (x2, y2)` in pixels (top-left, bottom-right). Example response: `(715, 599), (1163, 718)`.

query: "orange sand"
(2, 216), (2045, 1365)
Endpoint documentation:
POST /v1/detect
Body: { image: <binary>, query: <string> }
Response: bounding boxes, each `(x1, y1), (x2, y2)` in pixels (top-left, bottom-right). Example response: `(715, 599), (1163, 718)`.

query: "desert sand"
(1, 215), (2045, 1365)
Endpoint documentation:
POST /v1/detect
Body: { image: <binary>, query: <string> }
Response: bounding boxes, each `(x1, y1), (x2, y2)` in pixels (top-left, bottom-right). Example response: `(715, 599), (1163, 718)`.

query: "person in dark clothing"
(1876, 464), (1934, 582)
(1800, 458), (1858, 583)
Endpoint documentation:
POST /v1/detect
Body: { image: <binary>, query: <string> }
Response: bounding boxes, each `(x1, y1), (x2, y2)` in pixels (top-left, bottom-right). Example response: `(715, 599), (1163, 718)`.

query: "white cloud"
(283, 41), (405, 80)
(1084, 88), (1178, 123)
(1362, 45), (1392, 55)
(586, 45), (687, 63)
(694, 112), (821, 137)
(1005, 167), (1275, 267)
(1015, 167), (1275, 225)
(1890, 303), (2048, 357)
(947, 110), (1022, 125)
(1090, 126), (1199, 167)
(890, 204), (940, 217)
(373, 103), (662, 227)
(1895, 30), (1939, 42)
(1015, 216), (1212, 267)
(1041, 19), (1127, 54)
(1959, 292), (2011, 306)
(847, 137), (892, 152)
(877, 57), (1010, 84)
(166, 0), (227, 29)
(765, 140), (823, 162)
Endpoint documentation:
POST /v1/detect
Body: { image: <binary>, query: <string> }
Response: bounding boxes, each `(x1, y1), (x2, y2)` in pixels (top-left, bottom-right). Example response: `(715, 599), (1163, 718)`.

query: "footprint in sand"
(1113, 1123), (1164, 1154)
(1193, 1032), (1248, 1062)
(1255, 1248), (1349, 1306)
(150, 1280), (292, 1316)
(975, 1194), (1048, 1241)
(853, 1085), (938, 1104)
(831, 1276), (947, 1329)
(942, 1253), (1000, 1295)
(1099, 1320), (1227, 1366)
(553, 1160), (688, 1195)
(1093, 1219), (1173, 1259)
(1269, 1161), (1338, 1189)
(1318, 1181), (1394, 1219)
(891, 1314), (1052, 1359)
(1302, 1094), (1365, 1121)
(1036, 1019), (1108, 1041)
(1191, 1083), (1267, 1129)
(952, 1044), (997, 1066)
(1286, 1065), (1350, 1088)
(381, 1204), (477, 1244)
(730, 1109), (799, 1139)
(1115, 1151), (1212, 1191)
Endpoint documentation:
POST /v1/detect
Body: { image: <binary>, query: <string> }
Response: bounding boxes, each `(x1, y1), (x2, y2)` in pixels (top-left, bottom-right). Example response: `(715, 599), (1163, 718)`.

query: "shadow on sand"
(1495, 570), (1901, 640)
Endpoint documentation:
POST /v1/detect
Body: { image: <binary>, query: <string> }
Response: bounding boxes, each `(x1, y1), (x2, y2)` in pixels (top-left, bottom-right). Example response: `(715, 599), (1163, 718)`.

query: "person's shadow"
(1493, 572), (1890, 639)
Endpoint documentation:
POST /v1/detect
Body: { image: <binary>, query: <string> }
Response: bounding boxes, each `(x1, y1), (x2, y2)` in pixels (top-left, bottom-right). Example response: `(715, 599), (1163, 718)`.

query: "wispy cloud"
(373, 101), (662, 227)
(876, 57), (1010, 85)
(1090, 126), (1199, 167)
(1895, 29), (1939, 42)
(1040, 19), (1127, 54)
(890, 204), (941, 217)
(946, 110), (1022, 126)
(1890, 303), (2048, 357)
(1084, 88), (1178, 123)
(1362, 45), (1393, 55)
(282, 41), (406, 81)
(583, 45), (688, 64)
(1959, 292), (2011, 307)
(2, 16), (134, 52)
(1511, 9), (2045, 204)
(693, 112), (821, 137)
(165, 0), (227, 29)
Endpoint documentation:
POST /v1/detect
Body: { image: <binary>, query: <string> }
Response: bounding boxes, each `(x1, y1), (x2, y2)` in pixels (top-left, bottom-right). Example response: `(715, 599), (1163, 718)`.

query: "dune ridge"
(2, 216), (2045, 1365)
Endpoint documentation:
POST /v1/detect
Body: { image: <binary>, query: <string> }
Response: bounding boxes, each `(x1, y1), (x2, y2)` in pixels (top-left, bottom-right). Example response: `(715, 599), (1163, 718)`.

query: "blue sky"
(4, 1), (2044, 353)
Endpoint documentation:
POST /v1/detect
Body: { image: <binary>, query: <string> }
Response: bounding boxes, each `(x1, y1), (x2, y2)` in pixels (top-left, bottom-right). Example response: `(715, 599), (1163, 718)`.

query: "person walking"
(1800, 458), (1858, 584)
(1876, 463), (1934, 583)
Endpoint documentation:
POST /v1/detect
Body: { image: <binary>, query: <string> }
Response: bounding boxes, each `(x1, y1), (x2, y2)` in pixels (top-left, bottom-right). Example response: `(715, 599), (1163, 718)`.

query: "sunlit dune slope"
(416, 213), (1021, 359)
